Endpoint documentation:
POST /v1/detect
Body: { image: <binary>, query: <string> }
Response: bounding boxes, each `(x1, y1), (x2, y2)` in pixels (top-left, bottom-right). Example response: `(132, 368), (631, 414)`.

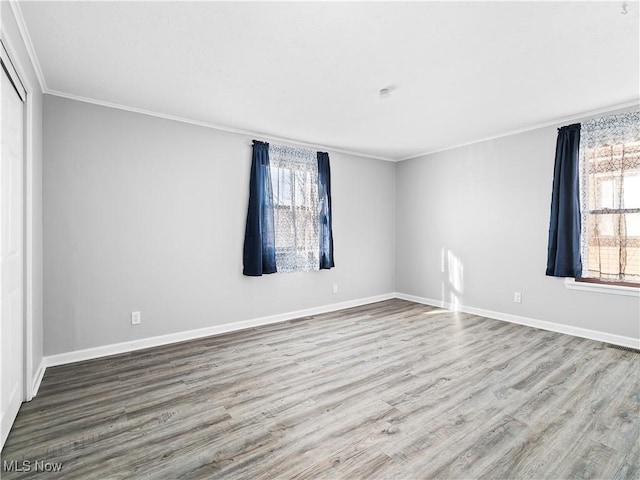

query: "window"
(242, 140), (334, 277)
(579, 111), (640, 285)
(270, 144), (320, 272)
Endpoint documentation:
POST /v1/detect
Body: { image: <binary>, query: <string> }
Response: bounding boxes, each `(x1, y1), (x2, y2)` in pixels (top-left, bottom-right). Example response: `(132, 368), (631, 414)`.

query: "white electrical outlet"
(131, 311), (141, 325)
(333, 284), (338, 294)
(513, 292), (522, 303)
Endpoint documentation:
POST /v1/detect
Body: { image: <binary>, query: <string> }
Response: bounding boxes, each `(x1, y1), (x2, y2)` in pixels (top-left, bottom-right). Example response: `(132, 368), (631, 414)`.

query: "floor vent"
(607, 344), (640, 354)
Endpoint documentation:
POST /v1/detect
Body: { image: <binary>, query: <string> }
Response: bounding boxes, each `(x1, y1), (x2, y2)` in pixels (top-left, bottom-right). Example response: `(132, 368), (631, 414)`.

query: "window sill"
(564, 278), (640, 297)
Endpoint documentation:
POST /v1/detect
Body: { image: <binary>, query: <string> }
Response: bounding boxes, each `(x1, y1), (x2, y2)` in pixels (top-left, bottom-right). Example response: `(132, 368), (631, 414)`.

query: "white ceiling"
(16, 1), (640, 161)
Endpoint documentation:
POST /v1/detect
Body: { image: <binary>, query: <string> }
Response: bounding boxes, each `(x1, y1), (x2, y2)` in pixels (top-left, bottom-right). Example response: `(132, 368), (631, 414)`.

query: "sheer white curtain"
(580, 111), (640, 282)
(269, 144), (320, 272)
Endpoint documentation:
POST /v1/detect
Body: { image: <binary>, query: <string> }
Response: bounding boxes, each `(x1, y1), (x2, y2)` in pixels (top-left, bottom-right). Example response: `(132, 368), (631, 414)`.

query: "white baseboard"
(37, 290), (638, 394)
(30, 359), (46, 399)
(44, 293), (395, 368)
(394, 292), (640, 349)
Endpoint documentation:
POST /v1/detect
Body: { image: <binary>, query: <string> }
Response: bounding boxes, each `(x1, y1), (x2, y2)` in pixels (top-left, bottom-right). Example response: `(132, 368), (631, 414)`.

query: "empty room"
(1, 1), (639, 479)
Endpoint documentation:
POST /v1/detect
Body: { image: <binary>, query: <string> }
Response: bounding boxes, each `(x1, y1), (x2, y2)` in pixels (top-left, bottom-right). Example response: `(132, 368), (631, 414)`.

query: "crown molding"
(7, 0), (46, 92)
(398, 99), (640, 162)
(45, 89), (396, 163)
(41, 90), (640, 164)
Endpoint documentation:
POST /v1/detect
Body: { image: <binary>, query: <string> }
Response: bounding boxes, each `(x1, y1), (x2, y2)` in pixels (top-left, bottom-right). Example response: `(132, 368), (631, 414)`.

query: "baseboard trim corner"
(44, 293), (396, 368)
(394, 292), (640, 349)
(30, 359), (46, 400)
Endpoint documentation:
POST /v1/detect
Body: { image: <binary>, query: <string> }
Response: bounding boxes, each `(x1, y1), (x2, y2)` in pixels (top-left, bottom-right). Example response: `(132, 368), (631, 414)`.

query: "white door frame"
(1, 29), (36, 402)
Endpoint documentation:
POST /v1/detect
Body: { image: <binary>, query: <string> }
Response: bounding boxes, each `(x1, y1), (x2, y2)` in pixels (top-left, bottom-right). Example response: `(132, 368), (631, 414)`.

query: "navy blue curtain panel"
(243, 140), (277, 276)
(317, 151), (335, 269)
(546, 123), (582, 277)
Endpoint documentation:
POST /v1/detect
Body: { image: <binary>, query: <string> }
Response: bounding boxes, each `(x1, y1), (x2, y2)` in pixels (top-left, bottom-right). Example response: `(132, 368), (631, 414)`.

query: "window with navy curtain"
(243, 141), (334, 276)
(546, 124), (582, 277)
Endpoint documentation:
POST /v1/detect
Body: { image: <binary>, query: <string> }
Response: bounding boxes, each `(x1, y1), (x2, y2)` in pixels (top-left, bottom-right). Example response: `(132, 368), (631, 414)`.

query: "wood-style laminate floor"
(2, 299), (639, 479)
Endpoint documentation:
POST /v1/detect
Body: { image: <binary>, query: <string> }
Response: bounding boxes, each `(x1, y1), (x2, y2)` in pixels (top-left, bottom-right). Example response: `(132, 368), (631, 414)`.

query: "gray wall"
(43, 95), (396, 356)
(396, 120), (639, 340)
(2, 2), (45, 385)
(43, 95), (638, 356)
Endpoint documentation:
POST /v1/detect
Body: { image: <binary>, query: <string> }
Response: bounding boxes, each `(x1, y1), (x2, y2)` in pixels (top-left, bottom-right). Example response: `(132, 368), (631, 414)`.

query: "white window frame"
(564, 278), (639, 297)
